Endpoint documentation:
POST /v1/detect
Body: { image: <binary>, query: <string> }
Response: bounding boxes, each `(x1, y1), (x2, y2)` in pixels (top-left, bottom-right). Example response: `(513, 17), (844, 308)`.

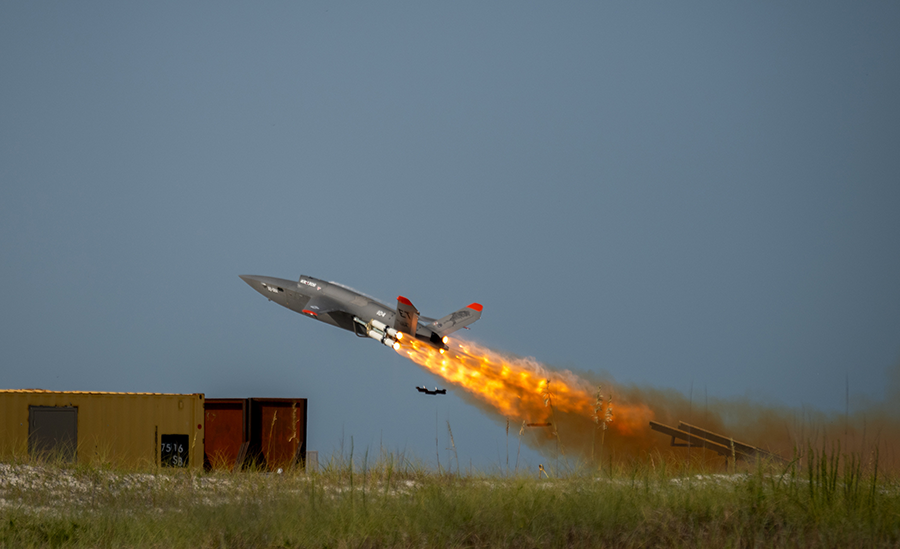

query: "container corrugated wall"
(249, 398), (307, 471)
(203, 398), (248, 471)
(0, 390), (204, 469)
(204, 397), (308, 472)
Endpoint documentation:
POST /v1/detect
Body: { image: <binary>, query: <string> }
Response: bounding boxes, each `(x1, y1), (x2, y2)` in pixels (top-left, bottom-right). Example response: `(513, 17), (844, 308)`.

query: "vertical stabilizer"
(395, 296), (419, 335)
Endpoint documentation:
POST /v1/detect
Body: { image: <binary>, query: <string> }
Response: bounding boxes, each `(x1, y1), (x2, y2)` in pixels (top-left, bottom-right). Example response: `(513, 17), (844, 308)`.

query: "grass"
(1, 447), (898, 548)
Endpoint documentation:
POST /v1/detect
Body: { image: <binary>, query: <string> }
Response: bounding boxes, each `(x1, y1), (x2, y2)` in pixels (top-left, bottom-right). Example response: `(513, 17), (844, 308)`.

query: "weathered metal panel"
(248, 398), (307, 471)
(203, 399), (248, 470)
(29, 406), (78, 462)
(0, 390), (204, 469)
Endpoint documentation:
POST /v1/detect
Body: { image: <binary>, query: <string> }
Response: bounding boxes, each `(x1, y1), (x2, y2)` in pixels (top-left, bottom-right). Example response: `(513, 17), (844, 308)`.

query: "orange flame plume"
(397, 338), (653, 448)
(398, 338), (900, 470)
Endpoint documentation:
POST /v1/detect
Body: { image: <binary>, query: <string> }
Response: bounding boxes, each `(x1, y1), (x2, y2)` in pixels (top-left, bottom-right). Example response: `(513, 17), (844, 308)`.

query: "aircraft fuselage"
(240, 274), (482, 351)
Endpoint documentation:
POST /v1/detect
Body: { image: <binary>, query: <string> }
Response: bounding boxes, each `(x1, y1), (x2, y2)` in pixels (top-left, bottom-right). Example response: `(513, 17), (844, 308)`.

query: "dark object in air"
(416, 385), (446, 395)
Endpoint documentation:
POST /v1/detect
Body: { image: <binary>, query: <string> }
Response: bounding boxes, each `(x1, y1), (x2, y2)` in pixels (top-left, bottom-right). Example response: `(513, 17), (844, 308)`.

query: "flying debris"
(240, 274), (482, 351)
(416, 386), (447, 396)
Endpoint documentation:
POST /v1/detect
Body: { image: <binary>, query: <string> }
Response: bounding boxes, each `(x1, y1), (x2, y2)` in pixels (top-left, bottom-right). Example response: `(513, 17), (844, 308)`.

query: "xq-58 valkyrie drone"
(240, 274), (482, 352)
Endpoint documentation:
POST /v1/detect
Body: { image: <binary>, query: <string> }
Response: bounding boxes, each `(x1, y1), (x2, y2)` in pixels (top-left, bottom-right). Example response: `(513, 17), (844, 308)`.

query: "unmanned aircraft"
(240, 274), (482, 351)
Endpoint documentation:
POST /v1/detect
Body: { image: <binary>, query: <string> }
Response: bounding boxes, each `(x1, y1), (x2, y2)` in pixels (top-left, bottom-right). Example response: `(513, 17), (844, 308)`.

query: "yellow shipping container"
(0, 390), (204, 470)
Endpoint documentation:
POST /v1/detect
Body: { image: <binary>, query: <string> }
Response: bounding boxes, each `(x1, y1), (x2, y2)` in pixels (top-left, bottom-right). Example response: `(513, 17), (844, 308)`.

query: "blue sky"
(2, 2), (899, 469)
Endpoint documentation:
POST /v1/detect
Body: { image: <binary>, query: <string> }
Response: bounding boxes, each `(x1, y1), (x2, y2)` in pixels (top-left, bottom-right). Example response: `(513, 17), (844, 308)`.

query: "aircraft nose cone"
(240, 274), (294, 305)
(239, 274), (262, 288)
(239, 274), (269, 296)
(240, 274), (291, 301)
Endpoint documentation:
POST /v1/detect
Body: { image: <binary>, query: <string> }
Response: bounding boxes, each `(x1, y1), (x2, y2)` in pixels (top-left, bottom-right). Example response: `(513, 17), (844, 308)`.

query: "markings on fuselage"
(300, 279), (321, 290)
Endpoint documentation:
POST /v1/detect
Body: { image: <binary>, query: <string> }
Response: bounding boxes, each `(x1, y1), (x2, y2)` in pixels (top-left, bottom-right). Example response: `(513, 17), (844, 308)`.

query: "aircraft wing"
(429, 303), (483, 336)
(299, 294), (345, 318)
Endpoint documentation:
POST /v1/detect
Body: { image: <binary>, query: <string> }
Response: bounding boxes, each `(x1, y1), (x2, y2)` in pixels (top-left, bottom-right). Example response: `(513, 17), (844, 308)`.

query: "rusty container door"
(203, 399), (248, 470)
(248, 398), (307, 471)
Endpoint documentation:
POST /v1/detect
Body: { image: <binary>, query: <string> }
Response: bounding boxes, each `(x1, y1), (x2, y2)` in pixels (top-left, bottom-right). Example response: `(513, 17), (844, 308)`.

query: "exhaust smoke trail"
(398, 337), (900, 469)
(398, 337), (654, 461)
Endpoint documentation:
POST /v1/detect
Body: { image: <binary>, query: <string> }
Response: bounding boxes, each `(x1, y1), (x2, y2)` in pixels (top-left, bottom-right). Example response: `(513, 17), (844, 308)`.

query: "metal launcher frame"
(649, 420), (786, 465)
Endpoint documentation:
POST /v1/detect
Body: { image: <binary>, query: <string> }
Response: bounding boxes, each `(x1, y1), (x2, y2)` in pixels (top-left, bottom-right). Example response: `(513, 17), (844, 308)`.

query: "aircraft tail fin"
(429, 303), (483, 336)
(394, 296), (419, 335)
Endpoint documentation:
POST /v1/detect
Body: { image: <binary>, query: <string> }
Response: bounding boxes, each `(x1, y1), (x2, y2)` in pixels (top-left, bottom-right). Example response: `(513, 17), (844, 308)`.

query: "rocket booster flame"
(396, 338), (900, 470)
(397, 338), (654, 441)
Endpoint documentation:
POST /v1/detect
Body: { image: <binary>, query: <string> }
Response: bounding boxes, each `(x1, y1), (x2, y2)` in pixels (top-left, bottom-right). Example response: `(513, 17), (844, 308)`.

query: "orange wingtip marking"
(467, 303), (483, 312)
(397, 296), (413, 306)
(301, 309), (318, 317)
